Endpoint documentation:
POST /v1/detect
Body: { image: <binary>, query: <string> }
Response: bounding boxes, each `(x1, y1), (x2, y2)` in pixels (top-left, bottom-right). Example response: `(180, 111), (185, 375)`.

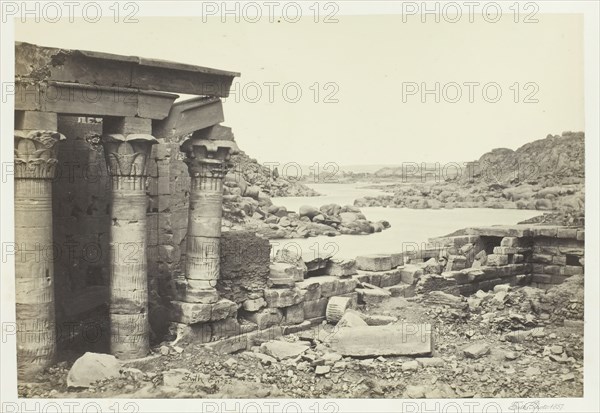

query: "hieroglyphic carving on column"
(101, 133), (156, 359)
(14, 130), (65, 380)
(179, 138), (238, 306)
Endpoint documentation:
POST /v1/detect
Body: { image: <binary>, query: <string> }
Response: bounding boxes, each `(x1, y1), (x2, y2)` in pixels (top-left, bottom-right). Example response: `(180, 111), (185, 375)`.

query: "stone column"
(101, 131), (156, 359)
(14, 111), (64, 380)
(179, 136), (238, 305)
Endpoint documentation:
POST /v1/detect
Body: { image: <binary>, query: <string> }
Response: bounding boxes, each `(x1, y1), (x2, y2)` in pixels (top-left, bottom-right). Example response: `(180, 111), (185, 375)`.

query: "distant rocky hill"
(355, 132), (585, 226)
(466, 131), (584, 186)
(372, 131), (584, 185)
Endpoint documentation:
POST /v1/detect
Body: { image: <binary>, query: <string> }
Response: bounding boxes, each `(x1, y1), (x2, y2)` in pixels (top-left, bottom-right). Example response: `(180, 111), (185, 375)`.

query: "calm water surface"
(270, 183), (541, 260)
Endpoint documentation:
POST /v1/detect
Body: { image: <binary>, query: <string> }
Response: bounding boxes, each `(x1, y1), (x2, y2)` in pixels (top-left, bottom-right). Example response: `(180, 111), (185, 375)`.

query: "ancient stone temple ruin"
(13, 42), (586, 387)
(14, 42), (240, 379)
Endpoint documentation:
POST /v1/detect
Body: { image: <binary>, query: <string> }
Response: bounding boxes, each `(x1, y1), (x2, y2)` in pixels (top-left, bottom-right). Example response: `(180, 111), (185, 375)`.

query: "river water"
(270, 183), (541, 260)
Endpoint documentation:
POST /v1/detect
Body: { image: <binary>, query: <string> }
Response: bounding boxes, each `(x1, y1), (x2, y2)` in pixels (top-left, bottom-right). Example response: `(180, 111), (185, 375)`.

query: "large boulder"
(299, 205), (320, 219)
(339, 212), (360, 224)
(67, 352), (121, 388)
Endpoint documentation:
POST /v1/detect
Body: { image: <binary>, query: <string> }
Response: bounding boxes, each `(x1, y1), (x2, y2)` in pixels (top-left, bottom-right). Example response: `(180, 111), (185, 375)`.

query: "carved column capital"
(101, 134), (157, 190)
(180, 138), (238, 178)
(101, 134), (157, 177)
(14, 130), (65, 179)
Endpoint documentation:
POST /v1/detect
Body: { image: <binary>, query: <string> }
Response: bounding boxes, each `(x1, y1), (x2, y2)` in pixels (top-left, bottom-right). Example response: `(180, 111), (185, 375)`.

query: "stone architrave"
(179, 135), (238, 306)
(14, 127), (65, 380)
(101, 133), (156, 359)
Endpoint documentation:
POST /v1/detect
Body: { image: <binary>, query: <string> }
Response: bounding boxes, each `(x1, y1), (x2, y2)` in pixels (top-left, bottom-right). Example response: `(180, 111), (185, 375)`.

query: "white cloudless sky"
(15, 14), (584, 166)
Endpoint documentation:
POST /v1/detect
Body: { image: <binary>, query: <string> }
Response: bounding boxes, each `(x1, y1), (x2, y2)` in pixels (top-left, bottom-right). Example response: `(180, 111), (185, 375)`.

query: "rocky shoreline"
(225, 198), (390, 239)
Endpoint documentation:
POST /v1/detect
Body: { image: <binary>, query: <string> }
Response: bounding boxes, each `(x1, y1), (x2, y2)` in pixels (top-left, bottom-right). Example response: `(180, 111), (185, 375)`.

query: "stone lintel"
(15, 110), (57, 130)
(103, 116), (153, 135)
(153, 97), (224, 139)
(15, 81), (178, 119)
(16, 42), (239, 98)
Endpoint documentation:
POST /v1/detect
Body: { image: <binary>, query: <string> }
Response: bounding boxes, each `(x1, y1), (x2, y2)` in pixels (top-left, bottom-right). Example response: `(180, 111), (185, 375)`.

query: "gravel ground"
(19, 277), (584, 399)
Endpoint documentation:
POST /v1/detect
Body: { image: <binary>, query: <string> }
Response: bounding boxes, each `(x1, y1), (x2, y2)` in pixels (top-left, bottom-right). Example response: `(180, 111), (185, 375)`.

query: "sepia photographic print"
(1, 1), (599, 412)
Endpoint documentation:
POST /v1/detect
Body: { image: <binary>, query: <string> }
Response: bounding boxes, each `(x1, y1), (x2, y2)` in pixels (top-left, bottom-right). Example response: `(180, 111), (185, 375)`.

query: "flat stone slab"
(329, 324), (433, 357)
(356, 254), (393, 271)
(260, 340), (310, 360)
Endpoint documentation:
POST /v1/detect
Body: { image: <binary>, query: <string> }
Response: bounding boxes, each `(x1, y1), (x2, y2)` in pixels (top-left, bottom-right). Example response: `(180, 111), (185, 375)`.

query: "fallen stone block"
(274, 248), (308, 279)
(211, 299), (239, 321)
(264, 287), (303, 308)
(303, 297), (329, 319)
(171, 301), (211, 324)
(486, 254), (509, 266)
(378, 269), (403, 287)
(391, 252), (404, 268)
(329, 324), (433, 357)
(335, 310), (368, 328)
(67, 352), (121, 388)
(337, 277), (358, 295)
(500, 237), (521, 247)
(425, 291), (467, 309)
(171, 299), (237, 325)
(260, 340), (309, 360)
(423, 258), (442, 274)
(241, 308), (283, 330)
(311, 276), (339, 298)
(295, 279), (322, 301)
(270, 262), (304, 284)
(356, 286), (391, 305)
(493, 246), (519, 255)
(248, 326), (284, 346)
(446, 255), (467, 271)
(282, 303), (305, 325)
(282, 320), (312, 335)
(304, 254), (331, 273)
(324, 259), (357, 277)
(168, 322), (212, 344)
(400, 265), (424, 284)
(387, 284), (416, 298)
(356, 254), (393, 271)
(352, 273), (371, 285)
(532, 253), (553, 264)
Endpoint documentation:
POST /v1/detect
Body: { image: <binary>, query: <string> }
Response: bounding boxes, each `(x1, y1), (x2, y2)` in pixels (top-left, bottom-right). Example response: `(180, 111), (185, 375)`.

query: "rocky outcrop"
(243, 203), (391, 240)
(357, 132), (585, 225)
(229, 150), (320, 198)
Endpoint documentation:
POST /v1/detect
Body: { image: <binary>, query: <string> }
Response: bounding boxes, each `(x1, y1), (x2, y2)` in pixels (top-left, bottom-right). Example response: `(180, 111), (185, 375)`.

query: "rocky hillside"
(466, 131), (584, 186)
(372, 131), (584, 185)
(356, 132), (585, 225)
(230, 150), (320, 197)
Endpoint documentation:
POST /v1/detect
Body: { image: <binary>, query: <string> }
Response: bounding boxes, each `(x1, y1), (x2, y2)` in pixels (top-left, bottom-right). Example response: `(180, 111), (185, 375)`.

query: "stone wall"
(428, 225), (585, 294)
(145, 143), (189, 339)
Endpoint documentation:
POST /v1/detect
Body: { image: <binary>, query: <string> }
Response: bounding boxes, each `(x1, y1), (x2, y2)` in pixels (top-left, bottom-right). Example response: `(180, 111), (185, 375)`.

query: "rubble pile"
(20, 272), (584, 399)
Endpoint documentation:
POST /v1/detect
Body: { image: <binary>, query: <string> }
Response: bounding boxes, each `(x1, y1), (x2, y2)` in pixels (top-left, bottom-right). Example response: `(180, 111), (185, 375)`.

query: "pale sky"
(15, 14), (584, 166)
